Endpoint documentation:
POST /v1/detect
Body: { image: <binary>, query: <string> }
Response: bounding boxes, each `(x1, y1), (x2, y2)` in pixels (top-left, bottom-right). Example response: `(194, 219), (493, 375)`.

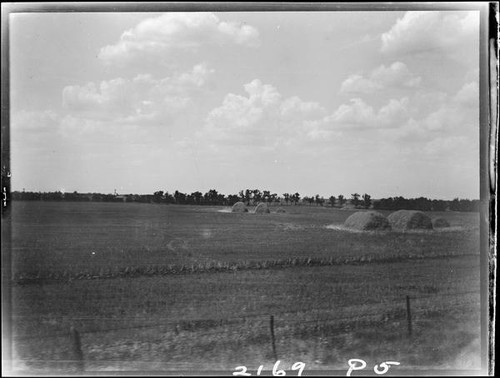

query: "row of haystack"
(344, 209), (450, 231)
(231, 201), (286, 214)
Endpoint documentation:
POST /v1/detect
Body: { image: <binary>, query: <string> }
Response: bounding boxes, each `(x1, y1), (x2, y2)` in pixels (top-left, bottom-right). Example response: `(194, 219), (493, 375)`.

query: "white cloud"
(280, 96), (326, 120)
(453, 81), (479, 105)
(381, 11), (479, 56)
(380, 81), (479, 144)
(340, 74), (382, 94)
(330, 98), (375, 126)
(204, 79), (327, 145)
(377, 97), (411, 125)
(340, 61), (421, 94)
(99, 12), (260, 66)
(422, 81), (479, 132)
(325, 96), (409, 130)
(371, 62), (421, 88)
(380, 118), (428, 142)
(62, 63), (215, 123)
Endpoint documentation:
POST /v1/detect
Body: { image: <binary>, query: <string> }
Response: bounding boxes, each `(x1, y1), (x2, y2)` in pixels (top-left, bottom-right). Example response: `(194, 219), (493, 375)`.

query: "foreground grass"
(11, 256), (480, 372)
(7, 202), (482, 373)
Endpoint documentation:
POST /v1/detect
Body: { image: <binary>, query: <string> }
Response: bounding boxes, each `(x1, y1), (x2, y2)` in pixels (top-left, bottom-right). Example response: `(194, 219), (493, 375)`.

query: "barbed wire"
(11, 289), (481, 342)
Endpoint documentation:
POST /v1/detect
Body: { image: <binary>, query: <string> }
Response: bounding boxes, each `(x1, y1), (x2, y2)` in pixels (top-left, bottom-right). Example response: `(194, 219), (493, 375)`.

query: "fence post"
(406, 296), (412, 337)
(70, 326), (85, 372)
(270, 315), (278, 361)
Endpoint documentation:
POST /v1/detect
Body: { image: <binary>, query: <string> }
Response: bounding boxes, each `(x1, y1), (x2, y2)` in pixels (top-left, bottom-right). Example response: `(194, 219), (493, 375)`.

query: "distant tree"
(153, 190), (164, 203)
(414, 196), (432, 211)
(164, 191), (174, 204)
(351, 193), (360, 208)
(65, 191), (81, 202)
(217, 193), (226, 205)
(431, 199), (448, 212)
(329, 196), (336, 207)
(270, 193), (278, 205)
(204, 189), (220, 205)
(191, 191), (203, 205)
(283, 193), (290, 205)
(292, 192), (301, 205)
(174, 190), (186, 204)
(227, 194), (240, 205)
(362, 193), (371, 209)
(450, 198), (461, 212)
(244, 189), (252, 206)
(253, 189), (262, 204)
(314, 194), (325, 206)
(262, 190), (271, 203)
(338, 195), (345, 206)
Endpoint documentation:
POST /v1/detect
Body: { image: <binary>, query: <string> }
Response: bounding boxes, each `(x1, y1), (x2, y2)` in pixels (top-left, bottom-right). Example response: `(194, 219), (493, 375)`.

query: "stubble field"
(7, 201), (482, 374)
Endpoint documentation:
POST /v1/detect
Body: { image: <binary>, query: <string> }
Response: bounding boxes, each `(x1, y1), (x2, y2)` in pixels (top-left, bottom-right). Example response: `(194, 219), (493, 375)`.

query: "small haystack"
(254, 202), (270, 214)
(388, 210), (433, 230)
(432, 217), (450, 228)
(344, 211), (391, 231)
(276, 207), (286, 213)
(231, 202), (248, 213)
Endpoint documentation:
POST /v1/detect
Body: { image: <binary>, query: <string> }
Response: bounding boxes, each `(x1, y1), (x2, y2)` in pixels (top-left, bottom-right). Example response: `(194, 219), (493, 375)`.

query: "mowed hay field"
(9, 201), (482, 373)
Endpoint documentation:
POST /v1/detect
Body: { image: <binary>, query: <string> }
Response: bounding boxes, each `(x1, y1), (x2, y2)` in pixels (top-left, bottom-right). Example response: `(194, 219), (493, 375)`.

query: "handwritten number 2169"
(233, 361), (305, 376)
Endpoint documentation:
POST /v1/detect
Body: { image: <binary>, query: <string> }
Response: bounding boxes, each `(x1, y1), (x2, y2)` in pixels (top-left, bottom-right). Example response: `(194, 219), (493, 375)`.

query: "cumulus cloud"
(340, 61), (421, 94)
(202, 76), (421, 152)
(63, 63), (215, 123)
(380, 11), (479, 56)
(204, 79), (327, 145)
(99, 12), (260, 66)
(340, 74), (382, 94)
(380, 81), (479, 144)
(421, 81), (479, 132)
(453, 81), (479, 105)
(324, 97), (410, 130)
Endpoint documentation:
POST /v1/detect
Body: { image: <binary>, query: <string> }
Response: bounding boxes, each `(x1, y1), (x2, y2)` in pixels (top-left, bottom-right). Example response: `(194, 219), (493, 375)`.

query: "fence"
(9, 289), (481, 373)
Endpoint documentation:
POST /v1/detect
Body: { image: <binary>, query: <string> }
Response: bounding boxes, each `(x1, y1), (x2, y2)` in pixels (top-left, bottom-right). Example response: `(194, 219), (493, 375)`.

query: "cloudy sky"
(10, 8), (481, 199)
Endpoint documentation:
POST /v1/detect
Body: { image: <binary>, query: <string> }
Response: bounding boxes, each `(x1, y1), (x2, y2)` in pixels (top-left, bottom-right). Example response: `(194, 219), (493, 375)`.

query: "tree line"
(372, 196), (480, 212)
(10, 190), (479, 212)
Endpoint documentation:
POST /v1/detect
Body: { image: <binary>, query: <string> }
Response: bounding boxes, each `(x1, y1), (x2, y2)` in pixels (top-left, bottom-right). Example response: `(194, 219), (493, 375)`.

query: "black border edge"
(1, 1), (13, 376)
(1, 2), (495, 376)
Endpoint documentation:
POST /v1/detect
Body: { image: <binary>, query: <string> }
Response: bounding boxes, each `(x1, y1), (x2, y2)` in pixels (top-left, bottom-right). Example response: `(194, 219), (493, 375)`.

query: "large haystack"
(231, 202), (248, 213)
(254, 202), (270, 214)
(344, 211), (391, 231)
(432, 217), (450, 228)
(388, 210), (433, 230)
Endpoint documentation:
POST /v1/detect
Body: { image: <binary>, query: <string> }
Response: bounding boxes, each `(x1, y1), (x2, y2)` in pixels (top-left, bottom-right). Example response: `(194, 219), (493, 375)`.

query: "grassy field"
(7, 201), (482, 374)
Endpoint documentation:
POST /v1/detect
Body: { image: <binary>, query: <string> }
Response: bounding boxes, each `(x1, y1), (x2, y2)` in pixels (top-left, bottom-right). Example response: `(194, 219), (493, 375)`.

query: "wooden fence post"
(70, 326), (84, 372)
(406, 296), (412, 337)
(270, 315), (278, 361)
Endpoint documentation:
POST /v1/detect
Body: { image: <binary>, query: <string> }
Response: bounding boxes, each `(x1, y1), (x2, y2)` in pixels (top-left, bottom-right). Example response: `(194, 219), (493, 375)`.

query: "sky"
(9, 7), (482, 199)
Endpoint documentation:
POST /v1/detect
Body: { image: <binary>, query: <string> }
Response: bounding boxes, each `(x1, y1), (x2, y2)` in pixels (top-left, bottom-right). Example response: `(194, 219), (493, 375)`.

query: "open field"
(7, 201), (482, 374)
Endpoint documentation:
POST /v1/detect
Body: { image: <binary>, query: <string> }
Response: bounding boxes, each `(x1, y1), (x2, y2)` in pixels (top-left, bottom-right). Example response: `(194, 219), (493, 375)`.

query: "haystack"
(432, 217), (450, 228)
(254, 202), (270, 214)
(387, 210), (433, 230)
(343, 211), (391, 231)
(276, 207), (286, 213)
(231, 202), (248, 213)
